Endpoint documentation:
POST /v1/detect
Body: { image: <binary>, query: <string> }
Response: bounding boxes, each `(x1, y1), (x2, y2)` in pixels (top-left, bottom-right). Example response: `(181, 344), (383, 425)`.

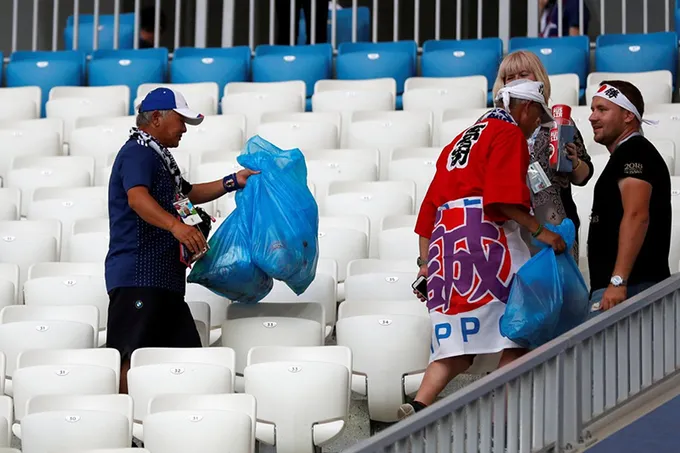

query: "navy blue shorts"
(106, 287), (201, 362)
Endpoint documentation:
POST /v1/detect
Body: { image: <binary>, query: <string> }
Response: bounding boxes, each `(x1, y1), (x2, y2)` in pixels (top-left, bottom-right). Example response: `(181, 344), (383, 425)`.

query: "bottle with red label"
(549, 104), (575, 172)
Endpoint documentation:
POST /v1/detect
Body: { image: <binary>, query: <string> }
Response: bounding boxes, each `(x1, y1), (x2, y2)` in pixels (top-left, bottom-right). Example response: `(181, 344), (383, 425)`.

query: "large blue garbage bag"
(500, 219), (590, 348)
(187, 208), (273, 304)
(500, 246), (563, 349)
(236, 136), (319, 295)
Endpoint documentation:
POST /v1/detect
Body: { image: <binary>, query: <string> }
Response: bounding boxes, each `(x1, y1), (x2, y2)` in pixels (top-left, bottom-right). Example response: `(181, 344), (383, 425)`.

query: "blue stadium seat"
(298, 6), (371, 45)
(6, 50), (86, 117)
(421, 38), (503, 104)
(64, 13), (135, 52)
(509, 36), (590, 94)
(337, 41), (417, 108)
(253, 44), (332, 100)
(89, 48), (169, 114)
(595, 32), (678, 84)
(171, 47), (251, 89)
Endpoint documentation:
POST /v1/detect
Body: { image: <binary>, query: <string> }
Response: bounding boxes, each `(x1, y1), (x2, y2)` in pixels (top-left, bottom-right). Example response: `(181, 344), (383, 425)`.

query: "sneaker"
(397, 403), (416, 419)
(397, 400), (427, 420)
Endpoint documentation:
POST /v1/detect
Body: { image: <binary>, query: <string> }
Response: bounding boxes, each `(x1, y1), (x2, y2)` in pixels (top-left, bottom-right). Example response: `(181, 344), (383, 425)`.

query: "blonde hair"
(492, 50), (551, 104)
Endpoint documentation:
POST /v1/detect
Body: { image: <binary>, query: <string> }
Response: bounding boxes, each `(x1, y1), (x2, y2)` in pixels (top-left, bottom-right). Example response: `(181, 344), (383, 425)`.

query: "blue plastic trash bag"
(236, 136), (319, 295)
(500, 219), (590, 348)
(187, 208), (273, 304)
(534, 220), (590, 335)
(500, 247), (563, 348)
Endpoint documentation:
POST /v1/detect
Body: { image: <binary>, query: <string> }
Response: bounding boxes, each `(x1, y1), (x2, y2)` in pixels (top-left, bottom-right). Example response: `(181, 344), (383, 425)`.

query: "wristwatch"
(610, 275), (627, 287)
(417, 257), (426, 267)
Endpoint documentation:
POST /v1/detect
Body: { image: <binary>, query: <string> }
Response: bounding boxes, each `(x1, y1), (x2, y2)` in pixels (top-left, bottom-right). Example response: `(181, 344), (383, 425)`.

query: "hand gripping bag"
(500, 246), (563, 349)
(236, 136), (319, 295)
(500, 219), (590, 348)
(534, 219), (590, 336)
(187, 206), (273, 304)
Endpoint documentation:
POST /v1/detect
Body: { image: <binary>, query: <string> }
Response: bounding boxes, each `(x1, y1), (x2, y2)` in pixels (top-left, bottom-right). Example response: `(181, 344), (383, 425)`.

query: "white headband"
(495, 80), (554, 125)
(593, 84), (658, 126)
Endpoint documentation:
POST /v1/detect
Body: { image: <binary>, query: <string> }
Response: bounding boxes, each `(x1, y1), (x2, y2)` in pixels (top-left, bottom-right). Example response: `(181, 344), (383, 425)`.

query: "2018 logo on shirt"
(447, 123), (488, 171)
(624, 162), (643, 175)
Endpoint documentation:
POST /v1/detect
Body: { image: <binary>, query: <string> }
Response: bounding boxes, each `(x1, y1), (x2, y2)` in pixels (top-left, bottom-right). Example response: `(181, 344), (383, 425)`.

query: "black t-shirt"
(587, 135), (671, 292)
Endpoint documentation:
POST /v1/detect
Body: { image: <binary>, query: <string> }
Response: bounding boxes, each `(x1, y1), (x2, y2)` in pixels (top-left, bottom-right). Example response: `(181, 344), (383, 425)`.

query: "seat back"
(244, 361), (349, 453)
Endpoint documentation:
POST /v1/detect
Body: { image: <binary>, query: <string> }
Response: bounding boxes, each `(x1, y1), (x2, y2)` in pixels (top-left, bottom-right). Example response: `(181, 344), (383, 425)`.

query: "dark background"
(0, 0), (673, 53)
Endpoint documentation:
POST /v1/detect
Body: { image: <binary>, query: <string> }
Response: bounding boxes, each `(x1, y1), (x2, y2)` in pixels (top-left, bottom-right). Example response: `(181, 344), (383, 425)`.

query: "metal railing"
(342, 275), (680, 453)
(3, 0), (676, 55)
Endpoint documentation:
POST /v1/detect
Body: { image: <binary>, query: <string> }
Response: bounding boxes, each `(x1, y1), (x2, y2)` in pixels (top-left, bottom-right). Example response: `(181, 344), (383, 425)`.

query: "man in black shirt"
(587, 80), (671, 318)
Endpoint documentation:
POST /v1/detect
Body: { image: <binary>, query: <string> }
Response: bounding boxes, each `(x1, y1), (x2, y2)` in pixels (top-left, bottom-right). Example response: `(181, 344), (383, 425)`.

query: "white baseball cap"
(496, 79), (554, 125)
(137, 87), (204, 126)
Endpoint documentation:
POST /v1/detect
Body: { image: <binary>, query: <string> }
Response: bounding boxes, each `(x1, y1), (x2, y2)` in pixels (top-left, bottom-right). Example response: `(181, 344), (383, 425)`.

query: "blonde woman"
(493, 50), (593, 261)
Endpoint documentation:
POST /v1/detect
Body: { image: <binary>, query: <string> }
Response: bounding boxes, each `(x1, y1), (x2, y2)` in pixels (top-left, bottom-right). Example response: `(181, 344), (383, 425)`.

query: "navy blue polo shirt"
(105, 138), (192, 294)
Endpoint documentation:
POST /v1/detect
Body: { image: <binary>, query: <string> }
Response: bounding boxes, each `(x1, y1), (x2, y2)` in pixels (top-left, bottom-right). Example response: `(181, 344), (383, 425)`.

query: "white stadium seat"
(0, 87), (42, 119)
(388, 147), (439, 208)
(25, 394), (132, 441)
(325, 181), (416, 257)
(222, 92), (304, 140)
(127, 347), (236, 441)
(145, 393), (257, 453)
(13, 363), (118, 425)
(549, 73), (580, 106)
(306, 151), (378, 210)
(244, 360), (350, 453)
(0, 189), (20, 222)
(0, 305), (99, 348)
(69, 125), (131, 170)
(261, 274), (338, 338)
(50, 85), (131, 114)
(0, 128), (61, 182)
(0, 395), (12, 447)
(378, 215), (419, 260)
(0, 220), (60, 286)
(336, 310), (430, 423)
(75, 115), (136, 130)
(187, 301), (211, 347)
(21, 410), (130, 452)
(0, 264), (19, 307)
(348, 110), (432, 179)
(404, 76), (487, 141)
(257, 121), (339, 151)
(23, 275), (108, 332)
(317, 215), (370, 283)
(0, 319), (95, 382)
(28, 262), (104, 280)
(8, 167), (91, 217)
(261, 111), (342, 141)
(344, 259), (417, 302)
(221, 302), (325, 392)
(46, 97), (127, 144)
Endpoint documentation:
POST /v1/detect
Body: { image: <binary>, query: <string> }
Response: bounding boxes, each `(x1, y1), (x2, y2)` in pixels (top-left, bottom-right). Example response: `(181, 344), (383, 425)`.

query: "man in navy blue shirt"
(105, 87), (257, 393)
(540, 0), (590, 37)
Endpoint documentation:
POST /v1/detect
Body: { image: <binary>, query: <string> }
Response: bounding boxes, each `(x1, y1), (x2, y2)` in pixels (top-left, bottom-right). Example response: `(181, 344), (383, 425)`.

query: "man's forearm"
(612, 213), (649, 280)
(188, 180), (228, 205)
(129, 189), (180, 232)
(419, 236), (429, 262)
(491, 204), (541, 234)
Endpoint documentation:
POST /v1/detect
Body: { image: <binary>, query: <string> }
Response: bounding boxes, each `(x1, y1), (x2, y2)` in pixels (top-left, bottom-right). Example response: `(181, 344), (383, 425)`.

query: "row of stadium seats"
(0, 74), (676, 157)
(0, 253), (431, 436)
(2, 31), (677, 116)
(0, 301), (425, 451)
